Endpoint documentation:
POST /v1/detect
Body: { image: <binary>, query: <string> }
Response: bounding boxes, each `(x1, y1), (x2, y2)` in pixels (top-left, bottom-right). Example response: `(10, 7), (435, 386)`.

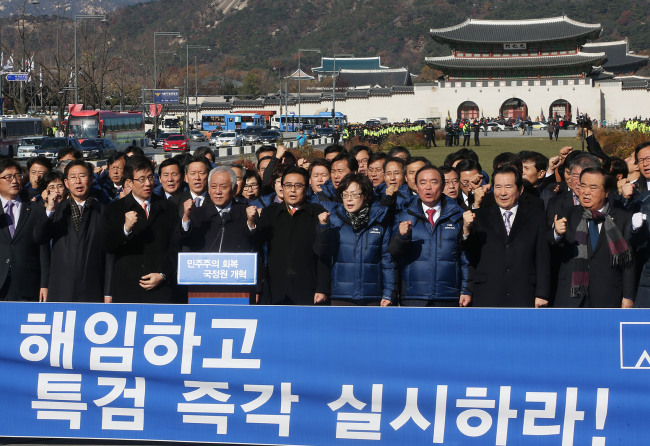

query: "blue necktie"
(588, 220), (599, 251)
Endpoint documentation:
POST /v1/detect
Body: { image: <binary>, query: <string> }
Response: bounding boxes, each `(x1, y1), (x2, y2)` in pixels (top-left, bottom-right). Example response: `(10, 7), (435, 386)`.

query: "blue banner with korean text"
(153, 89), (179, 104)
(2, 304), (650, 445)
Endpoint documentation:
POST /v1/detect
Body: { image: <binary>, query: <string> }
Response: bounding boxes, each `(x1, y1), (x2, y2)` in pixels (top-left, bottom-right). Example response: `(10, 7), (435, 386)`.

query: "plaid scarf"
(570, 203), (632, 299)
(346, 205), (370, 232)
(69, 197), (95, 232)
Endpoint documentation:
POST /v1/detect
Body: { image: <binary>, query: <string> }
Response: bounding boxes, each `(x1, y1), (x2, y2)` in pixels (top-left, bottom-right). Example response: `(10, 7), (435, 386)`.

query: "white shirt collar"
(131, 194), (150, 208)
(216, 201), (232, 213)
(500, 204), (519, 220)
(0, 196), (21, 208)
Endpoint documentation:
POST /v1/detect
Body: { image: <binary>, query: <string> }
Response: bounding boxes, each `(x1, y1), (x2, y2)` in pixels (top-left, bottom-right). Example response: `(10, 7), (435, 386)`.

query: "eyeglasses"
(638, 156), (650, 164)
(110, 166), (124, 172)
(30, 170), (47, 177)
(67, 174), (88, 182)
(282, 183), (305, 191)
(47, 184), (65, 192)
(133, 175), (155, 184)
(368, 168), (384, 173)
(243, 184), (259, 190)
(341, 192), (363, 200)
(0, 173), (23, 182)
(445, 179), (459, 186)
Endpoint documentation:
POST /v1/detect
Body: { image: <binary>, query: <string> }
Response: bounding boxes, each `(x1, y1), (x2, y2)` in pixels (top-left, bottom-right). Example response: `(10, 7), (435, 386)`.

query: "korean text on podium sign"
(177, 252), (257, 286)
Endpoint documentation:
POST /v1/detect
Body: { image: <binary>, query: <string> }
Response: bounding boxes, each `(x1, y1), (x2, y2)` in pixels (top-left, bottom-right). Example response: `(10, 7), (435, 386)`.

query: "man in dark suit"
(552, 167), (635, 308)
(0, 159), (49, 301)
(154, 158), (185, 199)
(455, 159), (487, 211)
(35, 160), (110, 302)
(170, 155), (211, 218)
(104, 156), (181, 303)
(180, 166), (257, 253)
(463, 166), (550, 307)
(545, 153), (601, 226)
(251, 167), (330, 305)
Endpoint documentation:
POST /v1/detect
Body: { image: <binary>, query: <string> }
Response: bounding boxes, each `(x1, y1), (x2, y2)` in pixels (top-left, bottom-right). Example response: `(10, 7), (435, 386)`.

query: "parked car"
(241, 127), (265, 145)
(316, 128), (334, 138)
(80, 138), (118, 160)
(208, 131), (222, 146)
(153, 132), (172, 149)
(485, 122), (506, 132)
(189, 130), (206, 142)
(215, 131), (243, 147)
(163, 134), (189, 152)
(34, 137), (83, 161)
(257, 130), (283, 144)
(530, 121), (548, 130)
(17, 136), (46, 158)
(301, 124), (318, 138)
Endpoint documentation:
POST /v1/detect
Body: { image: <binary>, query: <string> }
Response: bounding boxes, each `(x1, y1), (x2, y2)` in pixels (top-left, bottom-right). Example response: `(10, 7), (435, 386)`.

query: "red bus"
(66, 110), (146, 149)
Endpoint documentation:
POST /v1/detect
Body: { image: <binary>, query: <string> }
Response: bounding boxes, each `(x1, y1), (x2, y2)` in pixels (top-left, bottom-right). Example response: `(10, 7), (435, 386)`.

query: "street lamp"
(153, 31), (181, 90)
(185, 44), (210, 135)
(298, 48), (319, 131)
(74, 14), (107, 105)
(0, 0), (40, 115)
(153, 31), (180, 136)
(332, 53), (353, 128)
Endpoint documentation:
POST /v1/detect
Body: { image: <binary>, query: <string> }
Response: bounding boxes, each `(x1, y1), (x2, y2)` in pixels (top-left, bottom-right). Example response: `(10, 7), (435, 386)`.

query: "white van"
(367, 117), (389, 125)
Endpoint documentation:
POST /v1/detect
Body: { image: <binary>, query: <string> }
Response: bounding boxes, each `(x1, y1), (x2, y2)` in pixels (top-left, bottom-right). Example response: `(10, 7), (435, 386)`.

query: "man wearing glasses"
(251, 166), (331, 305)
(35, 160), (111, 303)
(104, 156), (181, 303)
(0, 159), (49, 301)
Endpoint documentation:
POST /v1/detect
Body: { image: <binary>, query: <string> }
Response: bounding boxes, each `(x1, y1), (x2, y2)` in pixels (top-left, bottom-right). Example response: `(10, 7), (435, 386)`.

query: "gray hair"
(570, 153), (601, 172)
(208, 166), (237, 191)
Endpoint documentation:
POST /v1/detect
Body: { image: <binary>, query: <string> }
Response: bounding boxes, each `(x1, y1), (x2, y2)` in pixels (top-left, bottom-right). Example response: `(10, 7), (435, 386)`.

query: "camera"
(576, 113), (592, 129)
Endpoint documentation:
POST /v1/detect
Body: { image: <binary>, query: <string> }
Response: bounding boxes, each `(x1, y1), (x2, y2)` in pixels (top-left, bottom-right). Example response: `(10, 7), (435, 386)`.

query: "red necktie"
(141, 201), (149, 219)
(426, 208), (436, 226)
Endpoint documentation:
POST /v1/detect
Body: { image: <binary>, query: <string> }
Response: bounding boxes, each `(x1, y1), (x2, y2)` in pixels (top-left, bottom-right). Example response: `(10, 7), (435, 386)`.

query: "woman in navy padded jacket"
(314, 173), (395, 306)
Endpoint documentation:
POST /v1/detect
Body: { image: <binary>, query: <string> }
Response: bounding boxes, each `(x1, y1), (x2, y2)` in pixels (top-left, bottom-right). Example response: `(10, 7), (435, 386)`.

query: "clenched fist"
(124, 210), (139, 233)
(398, 220), (412, 237)
(462, 210), (475, 235)
(182, 198), (195, 222)
(318, 212), (330, 225)
(554, 214), (568, 236)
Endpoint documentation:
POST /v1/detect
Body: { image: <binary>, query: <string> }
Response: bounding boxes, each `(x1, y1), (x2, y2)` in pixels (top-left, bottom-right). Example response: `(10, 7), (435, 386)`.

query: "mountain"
(106, 0), (650, 78)
(0, 0), (246, 19)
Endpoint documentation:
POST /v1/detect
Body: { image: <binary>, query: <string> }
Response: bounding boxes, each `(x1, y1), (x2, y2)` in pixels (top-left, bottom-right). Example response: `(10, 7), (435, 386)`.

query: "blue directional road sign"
(5, 73), (29, 82)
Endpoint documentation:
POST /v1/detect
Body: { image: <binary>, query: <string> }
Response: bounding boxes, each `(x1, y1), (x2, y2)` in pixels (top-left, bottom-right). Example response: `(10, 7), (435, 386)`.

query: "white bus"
(0, 115), (44, 157)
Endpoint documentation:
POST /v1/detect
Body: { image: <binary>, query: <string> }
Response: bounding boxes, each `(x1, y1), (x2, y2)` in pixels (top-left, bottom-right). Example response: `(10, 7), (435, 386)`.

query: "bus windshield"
(68, 117), (100, 140)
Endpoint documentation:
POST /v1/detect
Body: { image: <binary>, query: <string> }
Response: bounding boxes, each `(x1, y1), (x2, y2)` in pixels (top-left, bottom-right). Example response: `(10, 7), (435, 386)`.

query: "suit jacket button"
(5, 259), (9, 263)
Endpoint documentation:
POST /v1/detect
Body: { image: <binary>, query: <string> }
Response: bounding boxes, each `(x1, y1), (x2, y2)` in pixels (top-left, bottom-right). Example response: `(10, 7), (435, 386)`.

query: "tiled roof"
(425, 52), (606, 70)
(336, 68), (413, 88)
(582, 40), (649, 73)
(430, 16), (602, 44)
(313, 57), (388, 73)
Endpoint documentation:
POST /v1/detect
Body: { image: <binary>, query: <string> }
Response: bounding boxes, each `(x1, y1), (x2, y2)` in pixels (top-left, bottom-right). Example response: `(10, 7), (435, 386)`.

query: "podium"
(177, 252), (257, 305)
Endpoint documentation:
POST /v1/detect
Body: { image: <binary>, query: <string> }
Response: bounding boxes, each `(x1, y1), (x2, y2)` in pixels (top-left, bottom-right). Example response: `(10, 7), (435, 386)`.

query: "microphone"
(218, 211), (230, 252)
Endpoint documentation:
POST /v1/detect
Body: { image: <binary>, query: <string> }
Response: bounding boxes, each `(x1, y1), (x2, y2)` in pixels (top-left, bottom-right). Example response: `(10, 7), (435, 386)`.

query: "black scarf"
(346, 205), (370, 232)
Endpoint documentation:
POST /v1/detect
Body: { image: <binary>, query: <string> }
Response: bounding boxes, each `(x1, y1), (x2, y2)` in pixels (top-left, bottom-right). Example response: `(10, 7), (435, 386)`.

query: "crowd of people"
(344, 122), (425, 145)
(2, 128), (650, 308)
(624, 118), (650, 134)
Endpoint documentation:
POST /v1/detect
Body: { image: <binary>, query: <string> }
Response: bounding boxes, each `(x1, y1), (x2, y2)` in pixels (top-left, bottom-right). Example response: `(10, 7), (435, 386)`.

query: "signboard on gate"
(2, 304), (650, 445)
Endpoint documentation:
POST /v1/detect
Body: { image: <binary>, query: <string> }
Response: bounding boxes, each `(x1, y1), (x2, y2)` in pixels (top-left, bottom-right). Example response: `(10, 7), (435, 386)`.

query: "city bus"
(0, 115), (44, 157)
(201, 113), (265, 132)
(272, 112), (346, 131)
(66, 110), (146, 149)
